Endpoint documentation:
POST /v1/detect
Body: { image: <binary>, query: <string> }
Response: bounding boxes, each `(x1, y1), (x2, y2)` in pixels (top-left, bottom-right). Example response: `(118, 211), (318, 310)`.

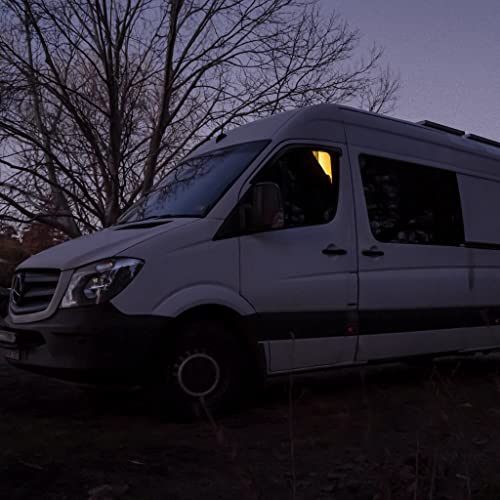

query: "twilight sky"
(322, 0), (500, 140)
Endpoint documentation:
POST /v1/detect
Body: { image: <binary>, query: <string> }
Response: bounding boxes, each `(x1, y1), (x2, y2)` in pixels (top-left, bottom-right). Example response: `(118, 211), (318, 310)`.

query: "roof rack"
(465, 133), (500, 149)
(416, 120), (465, 136)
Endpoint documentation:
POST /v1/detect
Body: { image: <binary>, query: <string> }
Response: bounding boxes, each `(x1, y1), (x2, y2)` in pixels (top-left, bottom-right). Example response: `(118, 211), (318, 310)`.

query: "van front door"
(352, 151), (490, 361)
(238, 144), (358, 374)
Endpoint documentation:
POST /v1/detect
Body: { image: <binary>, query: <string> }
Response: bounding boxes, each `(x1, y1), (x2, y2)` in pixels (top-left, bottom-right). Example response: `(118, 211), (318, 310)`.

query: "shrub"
(0, 237), (29, 287)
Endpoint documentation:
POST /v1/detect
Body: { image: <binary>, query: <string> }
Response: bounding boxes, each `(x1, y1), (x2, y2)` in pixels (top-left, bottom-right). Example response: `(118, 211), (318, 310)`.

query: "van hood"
(17, 218), (198, 271)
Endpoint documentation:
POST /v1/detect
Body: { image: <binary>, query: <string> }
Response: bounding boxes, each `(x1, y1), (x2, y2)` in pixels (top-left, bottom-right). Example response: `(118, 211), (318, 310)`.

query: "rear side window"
(360, 154), (465, 246)
(458, 175), (500, 246)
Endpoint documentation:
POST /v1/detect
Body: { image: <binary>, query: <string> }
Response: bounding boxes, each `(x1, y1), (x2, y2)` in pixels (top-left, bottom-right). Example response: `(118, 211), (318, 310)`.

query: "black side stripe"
(249, 307), (500, 341)
(465, 241), (500, 251)
(359, 307), (500, 335)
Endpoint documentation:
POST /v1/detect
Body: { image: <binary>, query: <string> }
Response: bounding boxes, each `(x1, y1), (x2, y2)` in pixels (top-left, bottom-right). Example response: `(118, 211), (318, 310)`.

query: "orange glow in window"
(313, 151), (333, 182)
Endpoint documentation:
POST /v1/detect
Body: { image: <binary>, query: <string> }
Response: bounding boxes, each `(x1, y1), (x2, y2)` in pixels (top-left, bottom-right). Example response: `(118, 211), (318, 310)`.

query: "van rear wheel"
(159, 320), (245, 419)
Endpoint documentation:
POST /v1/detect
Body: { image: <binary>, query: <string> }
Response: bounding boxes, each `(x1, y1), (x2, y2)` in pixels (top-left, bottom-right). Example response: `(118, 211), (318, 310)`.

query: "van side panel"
(459, 174), (500, 245)
(346, 129), (488, 360)
(458, 174), (500, 348)
(238, 139), (359, 372)
(356, 326), (500, 361)
(265, 337), (362, 373)
(112, 220), (242, 318)
(152, 284), (256, 318)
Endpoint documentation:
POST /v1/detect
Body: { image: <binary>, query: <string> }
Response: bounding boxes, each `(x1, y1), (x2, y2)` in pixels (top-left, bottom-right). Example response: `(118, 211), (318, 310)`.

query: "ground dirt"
(2, 355), (500, 500)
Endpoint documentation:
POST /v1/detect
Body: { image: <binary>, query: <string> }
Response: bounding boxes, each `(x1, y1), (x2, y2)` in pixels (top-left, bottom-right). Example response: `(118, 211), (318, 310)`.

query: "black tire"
(157, 320), (246, 420)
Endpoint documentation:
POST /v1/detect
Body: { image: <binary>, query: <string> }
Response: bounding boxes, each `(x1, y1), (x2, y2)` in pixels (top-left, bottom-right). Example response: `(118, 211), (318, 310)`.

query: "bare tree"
(0, 0), (399, 237)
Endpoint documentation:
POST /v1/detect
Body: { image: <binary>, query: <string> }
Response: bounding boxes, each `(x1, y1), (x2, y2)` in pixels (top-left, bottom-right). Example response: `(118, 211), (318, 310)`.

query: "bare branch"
(0, 0), (399, 236)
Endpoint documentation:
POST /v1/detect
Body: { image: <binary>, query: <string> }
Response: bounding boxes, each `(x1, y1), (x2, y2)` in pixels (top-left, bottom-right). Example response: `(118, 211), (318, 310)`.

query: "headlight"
(60, 258), (143, 308)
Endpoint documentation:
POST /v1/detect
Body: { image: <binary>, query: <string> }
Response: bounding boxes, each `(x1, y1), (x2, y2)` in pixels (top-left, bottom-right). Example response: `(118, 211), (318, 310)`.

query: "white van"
(3, 104), (500, 416)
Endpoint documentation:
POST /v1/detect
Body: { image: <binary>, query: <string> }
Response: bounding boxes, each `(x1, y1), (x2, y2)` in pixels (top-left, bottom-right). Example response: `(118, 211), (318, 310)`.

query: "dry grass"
(3, 356), (500, 499)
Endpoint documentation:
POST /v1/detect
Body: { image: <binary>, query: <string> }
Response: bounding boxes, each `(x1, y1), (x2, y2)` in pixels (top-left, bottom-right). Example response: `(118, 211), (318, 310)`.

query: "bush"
(0, 223), (66, 288)
(0, 238), (29, 288)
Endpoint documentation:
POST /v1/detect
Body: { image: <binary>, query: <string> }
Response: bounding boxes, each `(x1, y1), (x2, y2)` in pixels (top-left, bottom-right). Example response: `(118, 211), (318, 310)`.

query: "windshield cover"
(119, 140), (269, 223)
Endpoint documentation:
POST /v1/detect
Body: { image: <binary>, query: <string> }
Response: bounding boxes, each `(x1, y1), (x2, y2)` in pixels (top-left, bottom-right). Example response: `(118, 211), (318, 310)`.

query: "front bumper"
(1, 305), (170, 385)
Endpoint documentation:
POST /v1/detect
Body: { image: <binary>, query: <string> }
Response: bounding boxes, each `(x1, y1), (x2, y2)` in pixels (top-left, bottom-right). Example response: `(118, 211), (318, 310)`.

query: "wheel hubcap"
(175, 351), (221, 398)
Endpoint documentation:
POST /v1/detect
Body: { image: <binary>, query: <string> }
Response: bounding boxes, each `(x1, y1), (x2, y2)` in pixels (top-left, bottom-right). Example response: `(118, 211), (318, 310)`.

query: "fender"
(152, 284), (257, 318)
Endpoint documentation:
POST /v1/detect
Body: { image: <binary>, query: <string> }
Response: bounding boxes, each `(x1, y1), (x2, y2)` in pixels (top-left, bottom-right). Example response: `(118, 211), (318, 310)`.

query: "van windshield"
(118, 140), (269, 223)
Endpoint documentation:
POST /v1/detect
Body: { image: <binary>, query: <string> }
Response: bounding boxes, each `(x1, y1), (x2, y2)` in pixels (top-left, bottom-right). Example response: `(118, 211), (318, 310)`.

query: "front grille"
(10, 270), (61, 315)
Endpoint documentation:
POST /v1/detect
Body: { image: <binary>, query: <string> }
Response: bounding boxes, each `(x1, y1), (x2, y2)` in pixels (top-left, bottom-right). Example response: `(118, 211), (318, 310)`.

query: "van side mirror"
(245, 182), (284, 232)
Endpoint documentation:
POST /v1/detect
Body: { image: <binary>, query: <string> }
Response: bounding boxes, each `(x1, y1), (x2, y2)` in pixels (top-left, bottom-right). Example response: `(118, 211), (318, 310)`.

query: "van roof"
(193, 103), (500, 164)
(321, 104), (500, 162)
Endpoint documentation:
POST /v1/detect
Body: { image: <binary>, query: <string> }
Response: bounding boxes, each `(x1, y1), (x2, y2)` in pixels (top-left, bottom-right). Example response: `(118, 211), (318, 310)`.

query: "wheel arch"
(152, 302), (266, 385)
(152, 284), (256, 318)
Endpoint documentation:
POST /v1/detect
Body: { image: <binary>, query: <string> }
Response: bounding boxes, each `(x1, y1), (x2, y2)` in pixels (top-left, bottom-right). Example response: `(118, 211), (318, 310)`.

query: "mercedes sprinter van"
(3, 104), (500, 415)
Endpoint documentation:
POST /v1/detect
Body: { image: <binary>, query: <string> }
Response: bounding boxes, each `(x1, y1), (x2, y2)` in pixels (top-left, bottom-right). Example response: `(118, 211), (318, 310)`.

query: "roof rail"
(416, 120), (465, 136)
(465, 133), (500, 149)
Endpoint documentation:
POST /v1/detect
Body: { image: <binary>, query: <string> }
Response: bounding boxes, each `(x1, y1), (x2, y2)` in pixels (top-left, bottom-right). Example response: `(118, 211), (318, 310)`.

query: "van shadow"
(0, 360), (151, 419)
(3, 355), (500, 421)
(257, 354), (500, 409)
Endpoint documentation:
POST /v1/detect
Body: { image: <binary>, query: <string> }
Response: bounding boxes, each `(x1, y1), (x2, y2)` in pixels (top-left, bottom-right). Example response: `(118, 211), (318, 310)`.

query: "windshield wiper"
(140, 214), (196, 220)
(138, 215), (176, 221)
(116, 214), (195, 225)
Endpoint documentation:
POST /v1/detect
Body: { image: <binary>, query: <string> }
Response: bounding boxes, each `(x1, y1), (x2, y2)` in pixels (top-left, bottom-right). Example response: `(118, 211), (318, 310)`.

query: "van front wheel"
(159, 321), (245, 419)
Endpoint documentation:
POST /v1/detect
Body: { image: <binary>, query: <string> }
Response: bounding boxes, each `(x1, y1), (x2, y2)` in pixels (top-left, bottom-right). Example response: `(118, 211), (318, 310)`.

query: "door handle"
(362, 246), (385, 257)
(322, 244), (347, 256)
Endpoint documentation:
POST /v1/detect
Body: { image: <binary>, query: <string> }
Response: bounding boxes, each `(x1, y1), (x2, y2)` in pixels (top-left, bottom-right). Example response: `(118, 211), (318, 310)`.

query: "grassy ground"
(2, 356), (500, 500)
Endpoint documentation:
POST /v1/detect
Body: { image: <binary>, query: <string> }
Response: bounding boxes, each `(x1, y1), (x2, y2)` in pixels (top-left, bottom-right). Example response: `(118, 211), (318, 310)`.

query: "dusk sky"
(323, 0), (500, 140)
